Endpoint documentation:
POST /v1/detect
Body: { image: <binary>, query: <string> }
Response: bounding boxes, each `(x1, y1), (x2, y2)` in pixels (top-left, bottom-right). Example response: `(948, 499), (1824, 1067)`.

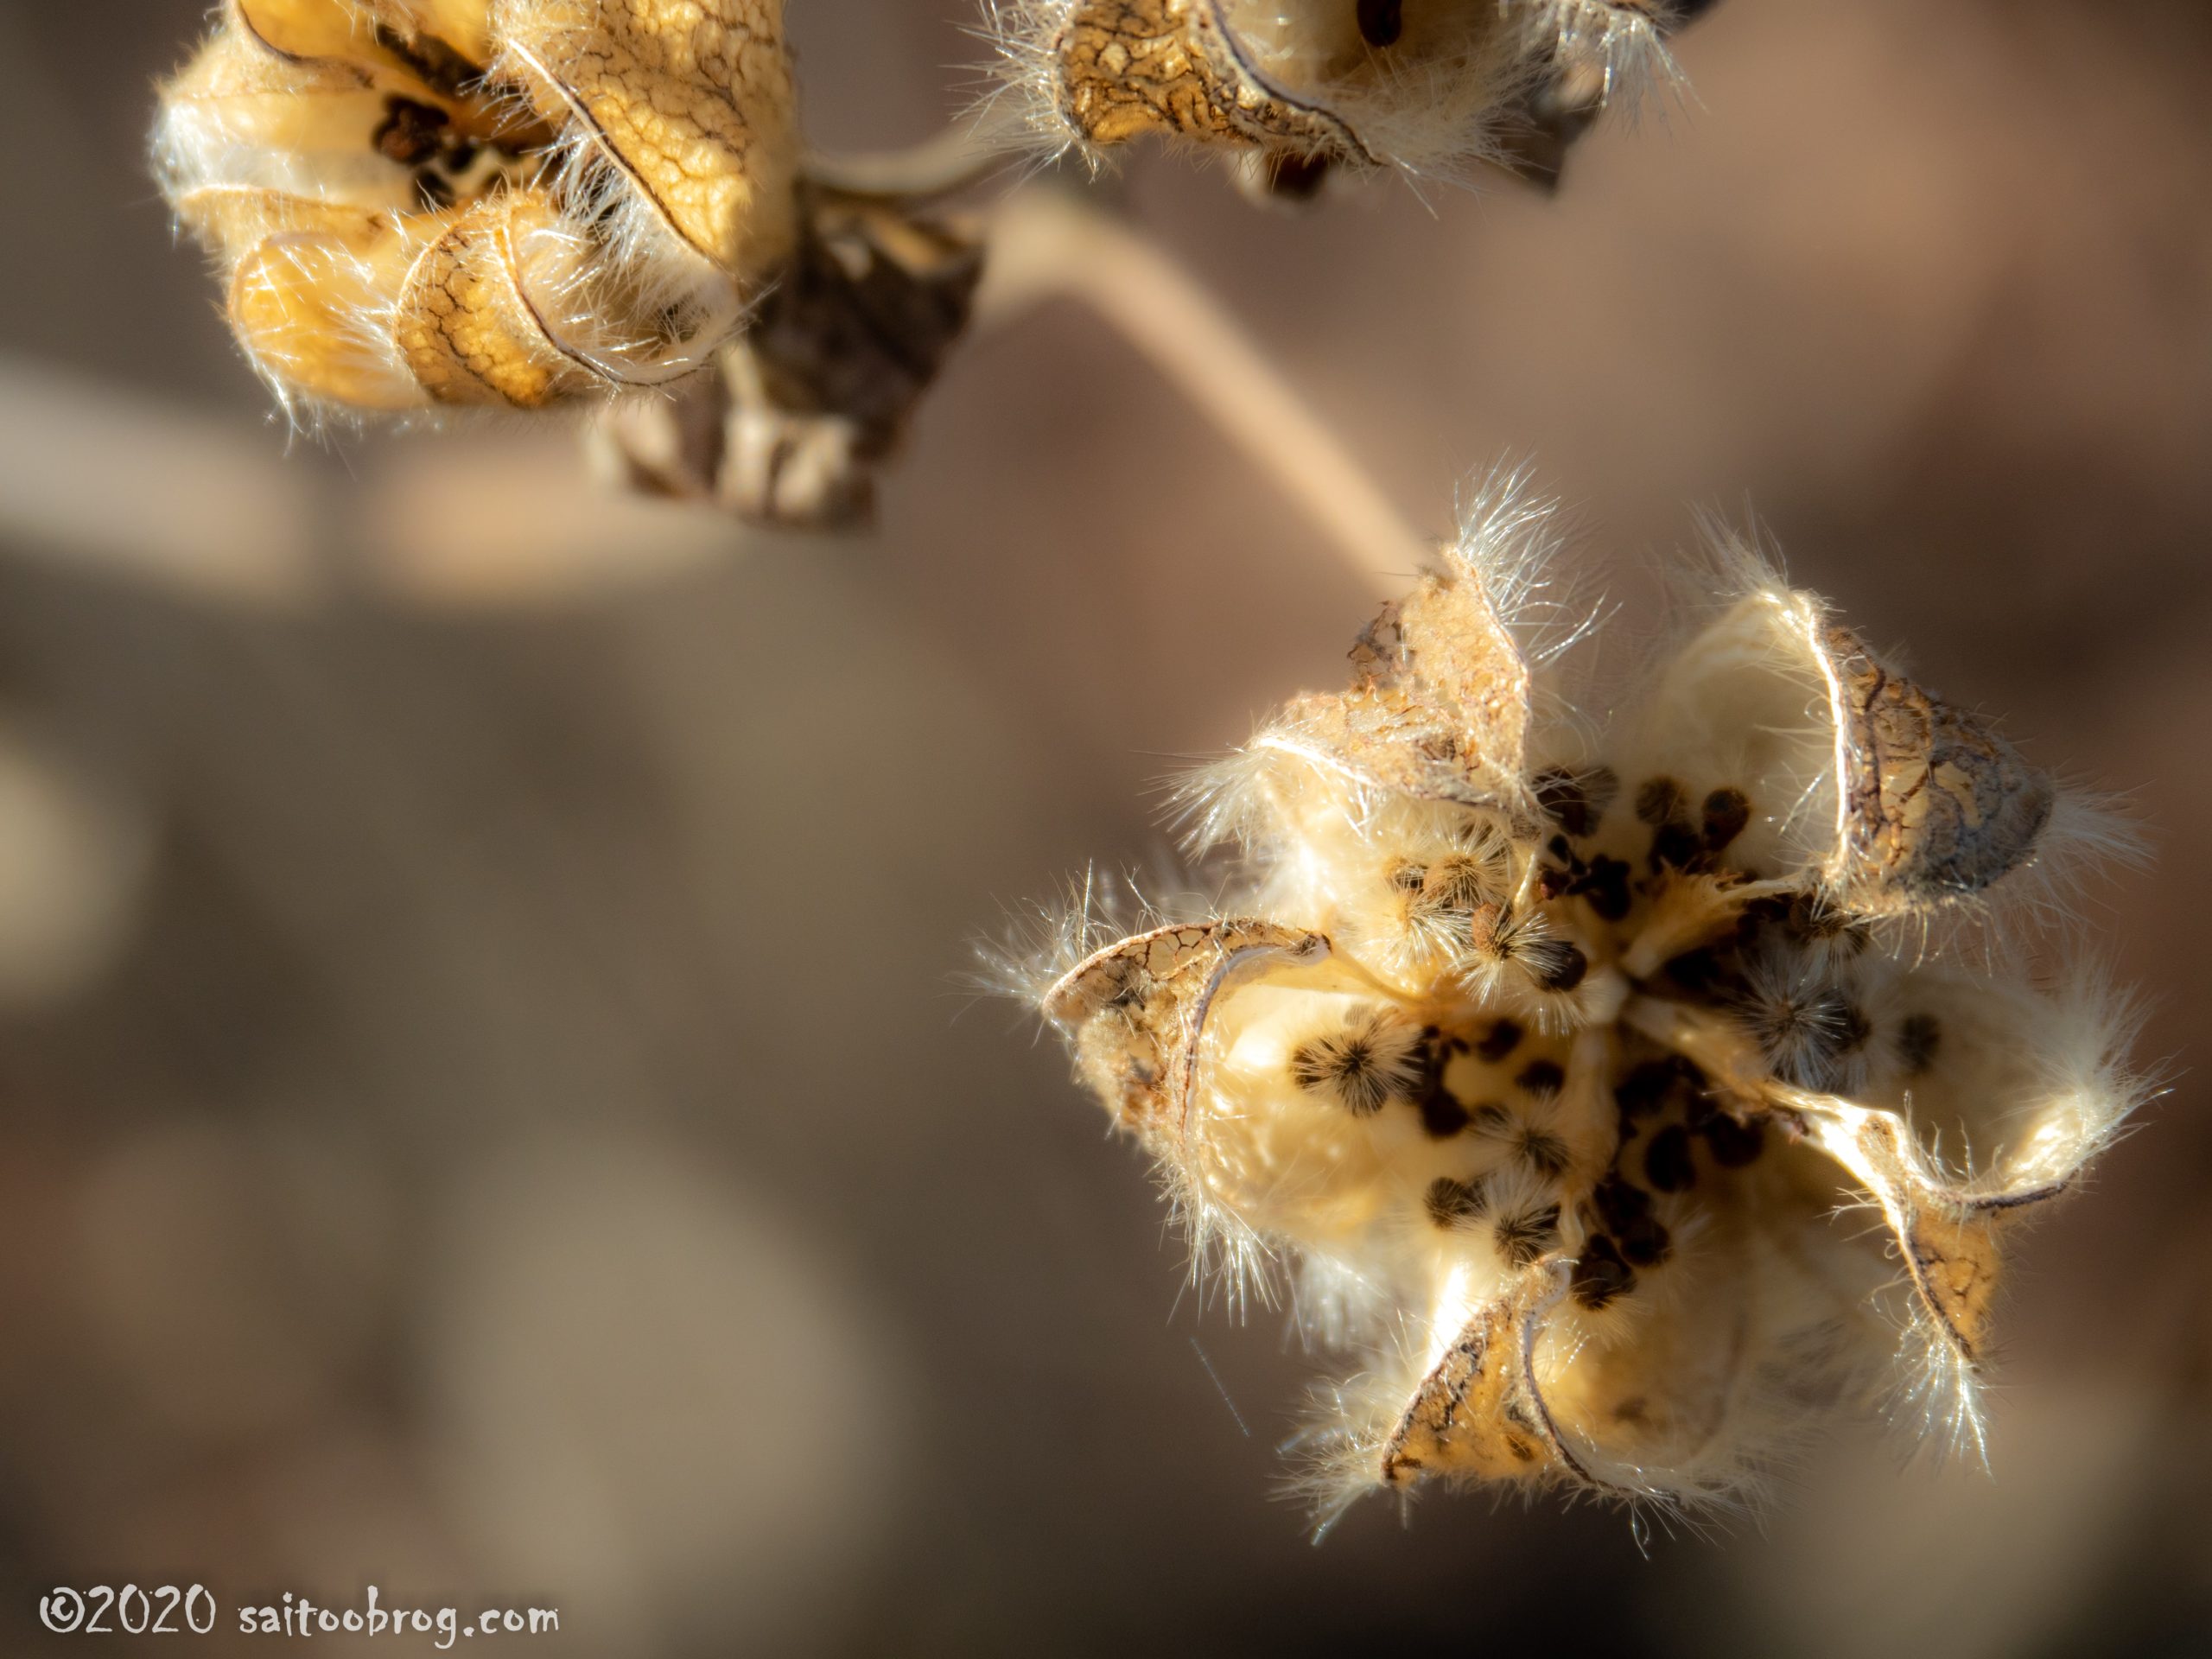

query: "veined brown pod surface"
(991, 0), (1702, 185)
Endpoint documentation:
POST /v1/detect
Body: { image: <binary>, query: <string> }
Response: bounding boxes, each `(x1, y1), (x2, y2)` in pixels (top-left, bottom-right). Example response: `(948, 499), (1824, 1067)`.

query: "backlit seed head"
(156, 3), (985, 518)
(982, 0), (1696, 186)
(1021, 471), (2151, 1530)
(154, 6), (842, 429)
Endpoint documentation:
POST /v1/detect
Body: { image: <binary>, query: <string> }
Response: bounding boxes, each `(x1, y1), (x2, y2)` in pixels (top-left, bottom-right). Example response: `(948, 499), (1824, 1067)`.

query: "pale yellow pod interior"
(229, 221), (429, 410)
(1626, 590), (1840, 886)
(236, 0), (385, 61)
(375, 0), (498, 66)
(175, 186), (394, 269)
(169, 88), (423, 218)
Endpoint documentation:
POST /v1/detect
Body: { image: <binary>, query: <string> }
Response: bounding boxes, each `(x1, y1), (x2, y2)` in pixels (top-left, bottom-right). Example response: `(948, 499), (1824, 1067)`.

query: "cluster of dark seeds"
(1289, 756), (1956, 1327)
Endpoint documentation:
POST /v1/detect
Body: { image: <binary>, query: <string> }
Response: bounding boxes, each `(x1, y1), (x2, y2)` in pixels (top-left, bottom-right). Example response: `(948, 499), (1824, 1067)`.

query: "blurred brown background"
(2, 1), (2209, 1653)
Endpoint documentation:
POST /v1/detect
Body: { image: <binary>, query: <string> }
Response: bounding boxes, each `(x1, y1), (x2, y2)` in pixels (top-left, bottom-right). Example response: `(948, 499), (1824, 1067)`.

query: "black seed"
(1535, 766), (1617, 837)
(1571, 1236), (1637, 1309)
(1618, 1057), (1716, 1123)
(1664, 948), (1722, 994)
(1494, 1205), (1560, 1268)
(1418, 1088), (1471, 1139)
(1357, 0), (1404, 48)
(1591, 1176), (1651, 1233)
(1701, 787), (1752, 852)
(1700, 1112), (1765, 1167)
(1610, 1065), (1672, 1132)
(1898, 1013), (1942, 1075)
(1650, 820), (1704, 871)
(1574, 855), (1634, 922)
(1535, 771), (1591, 837)
(1635, 776), (1686, 826)
(1739, 976), (1874, 1090)
(1475, 1020), (1524, 1063)
(1290, 1028), (1398, 1116)
(1516, 1128), (1571, 1179)
(1525, 939), (1589, 994)
(1291, 1040), (1343, 1095)
(1617, 1213), (1673, 1268)
(1425, 1176), (1489, 1228)
(1643, 1124), (1696, 1192)
(1516, 1059), (1566, 1097)
(1785, 892), (1870, 954)
(373, 95), (451, 167)
(1389, 861), (1427, 893)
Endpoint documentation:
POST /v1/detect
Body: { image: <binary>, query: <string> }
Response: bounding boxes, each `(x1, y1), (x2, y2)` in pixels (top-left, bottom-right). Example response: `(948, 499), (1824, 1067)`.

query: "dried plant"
(152, 0), (981, 524)
(150, 3), (1724, 525)
(144, 0), (2157, 1544)
(982, 0), (1703, 198)
(156, 0), (798, 410)
(1014, 474), (2150, 1532)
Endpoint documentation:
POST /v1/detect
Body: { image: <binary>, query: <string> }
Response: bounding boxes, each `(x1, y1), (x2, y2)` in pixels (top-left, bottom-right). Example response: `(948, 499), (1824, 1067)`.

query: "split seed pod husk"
(993, 0), (1703, 191)
(1023, 476), (2148, 1524)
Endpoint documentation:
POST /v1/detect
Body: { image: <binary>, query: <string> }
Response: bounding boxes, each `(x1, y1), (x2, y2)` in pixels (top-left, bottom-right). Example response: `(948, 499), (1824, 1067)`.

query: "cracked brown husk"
(985, 0), (1706, 197)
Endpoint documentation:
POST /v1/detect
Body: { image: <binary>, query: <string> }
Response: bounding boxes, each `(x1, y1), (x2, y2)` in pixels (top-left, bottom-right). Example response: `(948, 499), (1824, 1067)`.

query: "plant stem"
(975, 189), (1432, 596)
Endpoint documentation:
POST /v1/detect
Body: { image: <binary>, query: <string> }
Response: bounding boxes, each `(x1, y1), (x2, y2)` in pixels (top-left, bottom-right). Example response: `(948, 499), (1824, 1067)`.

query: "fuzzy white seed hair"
(1027, 474), (2151, 1529)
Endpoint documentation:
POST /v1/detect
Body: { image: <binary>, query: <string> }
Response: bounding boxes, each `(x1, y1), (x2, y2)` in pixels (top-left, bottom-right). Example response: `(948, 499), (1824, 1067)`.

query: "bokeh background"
(3, 1), (2209, 1652)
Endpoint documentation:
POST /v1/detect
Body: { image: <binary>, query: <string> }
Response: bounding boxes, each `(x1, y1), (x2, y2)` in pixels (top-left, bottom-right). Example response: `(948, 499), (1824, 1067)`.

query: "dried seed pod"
(155, 0), (801, 416)
(1823, 624), (2056, 912)
(988, 0), (1701, 182)
(1382, 1264), (1570, 1486)
(1051, 0), (1368, 158)
(494, 0), (800, 288)
(390, 190), (612, 408)
(1624, 538), (2069, 919)
(1041, 918), (1332, 1133)
(592, 188), (988, 529)
(1257, 558), (1536, 817)
(1016, 474), (2149, 1530)
(1179, 474), (1570, 867)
